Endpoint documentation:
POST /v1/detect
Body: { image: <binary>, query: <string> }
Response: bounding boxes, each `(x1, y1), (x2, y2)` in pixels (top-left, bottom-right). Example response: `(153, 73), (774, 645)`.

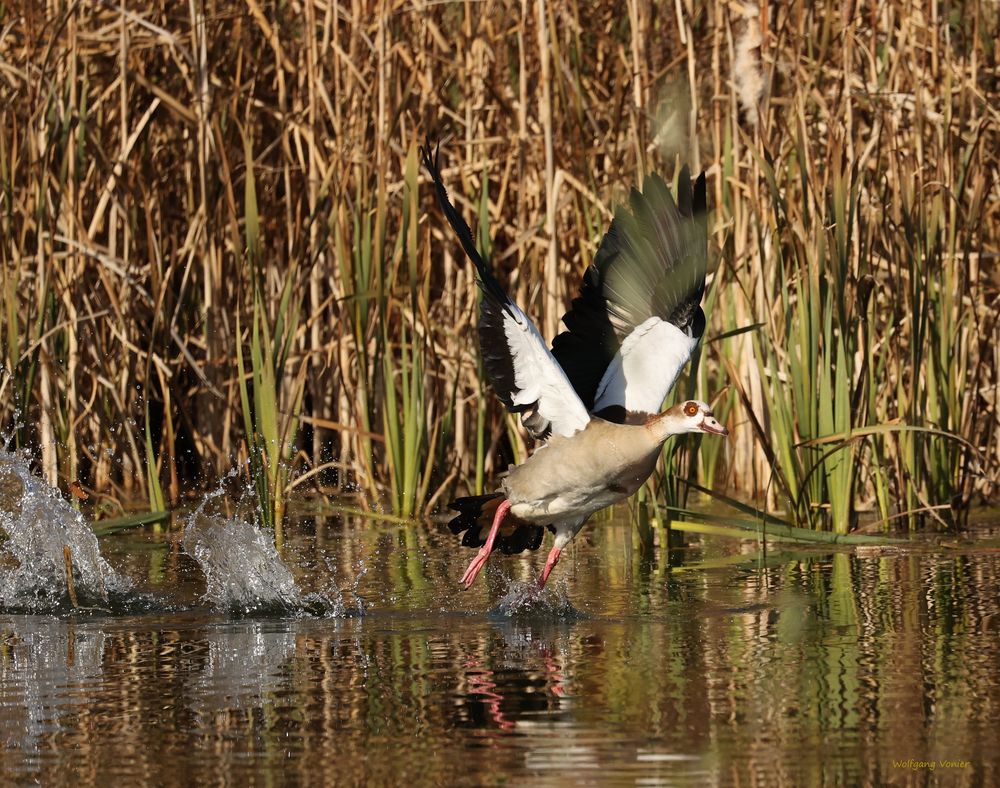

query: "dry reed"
(0, 0), (996, 528)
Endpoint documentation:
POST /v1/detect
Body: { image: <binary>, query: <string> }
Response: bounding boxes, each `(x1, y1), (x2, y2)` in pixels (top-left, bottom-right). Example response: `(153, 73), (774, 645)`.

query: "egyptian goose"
(421, 144), (726, 589)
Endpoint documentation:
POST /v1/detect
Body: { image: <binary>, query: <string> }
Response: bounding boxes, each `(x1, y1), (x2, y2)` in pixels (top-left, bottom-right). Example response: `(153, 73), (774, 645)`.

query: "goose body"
(504, 415), (677, 522)
(421, 143), (726, 588)
(451, 403), (726, 588)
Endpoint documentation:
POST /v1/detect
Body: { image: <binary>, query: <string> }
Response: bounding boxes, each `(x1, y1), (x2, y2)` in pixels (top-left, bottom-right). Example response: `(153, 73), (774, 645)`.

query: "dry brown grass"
(0, 1), (996, 525)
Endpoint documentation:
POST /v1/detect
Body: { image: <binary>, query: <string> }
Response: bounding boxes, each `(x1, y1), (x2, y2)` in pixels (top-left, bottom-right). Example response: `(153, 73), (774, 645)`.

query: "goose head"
(680, 400), (728, 436)
(648, 400), (728, 442)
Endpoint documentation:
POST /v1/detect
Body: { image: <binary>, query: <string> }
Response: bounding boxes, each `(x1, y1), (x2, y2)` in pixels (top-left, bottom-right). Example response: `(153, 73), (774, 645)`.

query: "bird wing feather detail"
(552, 168), (708, 416)
(592, 317), (702, 414)
(422, 143), (590, 439)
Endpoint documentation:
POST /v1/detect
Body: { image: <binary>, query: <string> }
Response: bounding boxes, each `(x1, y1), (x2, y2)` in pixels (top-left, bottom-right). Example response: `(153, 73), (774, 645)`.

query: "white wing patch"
(592, 317), (700, 414)
(501, 303), (591, 438)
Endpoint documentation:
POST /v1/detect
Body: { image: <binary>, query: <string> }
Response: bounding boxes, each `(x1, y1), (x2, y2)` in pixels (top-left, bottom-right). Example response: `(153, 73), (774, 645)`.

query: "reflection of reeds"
(7, 515), (1000, 785)
(0, 2), (995, 527)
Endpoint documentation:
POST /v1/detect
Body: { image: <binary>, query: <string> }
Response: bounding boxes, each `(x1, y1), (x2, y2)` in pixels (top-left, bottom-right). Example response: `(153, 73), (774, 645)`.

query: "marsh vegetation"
(0, 1), (996, 532)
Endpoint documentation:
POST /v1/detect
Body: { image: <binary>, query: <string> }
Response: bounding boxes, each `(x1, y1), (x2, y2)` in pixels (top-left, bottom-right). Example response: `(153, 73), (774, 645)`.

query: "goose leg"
(538, 545), (561, 588)
(460, 499), (511, 589)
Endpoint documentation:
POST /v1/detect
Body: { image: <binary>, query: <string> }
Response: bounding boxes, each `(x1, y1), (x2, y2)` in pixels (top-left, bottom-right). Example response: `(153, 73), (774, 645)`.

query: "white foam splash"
(0, 450), (129, 611)
(488, 580), (580, 620)
(181, 472), (343, 615)
(182, 511), (304, 612)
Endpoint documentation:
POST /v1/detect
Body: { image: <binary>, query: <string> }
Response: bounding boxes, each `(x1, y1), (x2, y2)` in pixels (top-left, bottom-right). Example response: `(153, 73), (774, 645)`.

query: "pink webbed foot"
(460, 499), (511, 589)
(460, 549), (490, 589)
(537, 545), (562, 589)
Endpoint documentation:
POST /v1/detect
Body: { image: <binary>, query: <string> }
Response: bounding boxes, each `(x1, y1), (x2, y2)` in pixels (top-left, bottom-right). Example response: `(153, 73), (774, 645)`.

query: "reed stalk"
(0, 1), (993, 528)
(235, 134), (306, 543)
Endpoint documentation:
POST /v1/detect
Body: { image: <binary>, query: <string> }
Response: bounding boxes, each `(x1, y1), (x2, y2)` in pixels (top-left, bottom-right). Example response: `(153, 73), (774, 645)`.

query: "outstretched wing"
(421, 143), (590, 440)
(551, 168), (708, 416)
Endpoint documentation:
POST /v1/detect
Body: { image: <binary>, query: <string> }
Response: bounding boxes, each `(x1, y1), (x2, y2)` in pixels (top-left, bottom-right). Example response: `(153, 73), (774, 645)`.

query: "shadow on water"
(2, 454), (1000, 783)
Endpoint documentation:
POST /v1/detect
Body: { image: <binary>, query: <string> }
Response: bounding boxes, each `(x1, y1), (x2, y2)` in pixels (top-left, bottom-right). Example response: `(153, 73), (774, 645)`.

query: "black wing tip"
(498, 524), (544, 554)
(692, 170), (707, 216)
(692, 305), (707, 339)
(419, 138), (439, 176)
(419, 137), (449, 204)
(424, 143), (529, 409)
(448, 492), (503, 513)
(421, 140), (514, 311)
(447, 493), (502, 536)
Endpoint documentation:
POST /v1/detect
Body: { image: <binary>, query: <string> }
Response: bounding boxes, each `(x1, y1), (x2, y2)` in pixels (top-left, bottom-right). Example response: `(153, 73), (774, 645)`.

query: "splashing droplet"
(0, 451), (129, 611)
(487, 580), (581, 621)
(181, 473), (344, 616)
(182, 512), (302, 614)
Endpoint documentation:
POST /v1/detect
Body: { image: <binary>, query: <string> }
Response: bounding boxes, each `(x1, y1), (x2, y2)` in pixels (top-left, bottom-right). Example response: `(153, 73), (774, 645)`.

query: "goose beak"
(700, 416), (729, 437)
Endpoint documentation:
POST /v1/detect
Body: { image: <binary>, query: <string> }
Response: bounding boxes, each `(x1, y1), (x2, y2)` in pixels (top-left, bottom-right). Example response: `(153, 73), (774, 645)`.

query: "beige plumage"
(422, 143), (725, 589)
(457, 401), (727, 589)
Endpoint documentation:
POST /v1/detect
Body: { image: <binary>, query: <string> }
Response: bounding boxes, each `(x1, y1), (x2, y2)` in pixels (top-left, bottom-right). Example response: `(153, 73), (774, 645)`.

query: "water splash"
(181, 474), (342, 616)
(0, 450), (129, 612)
(183, 512), (302, 613)
(346, 555), (368, 616)
(487, 580), (582, 621)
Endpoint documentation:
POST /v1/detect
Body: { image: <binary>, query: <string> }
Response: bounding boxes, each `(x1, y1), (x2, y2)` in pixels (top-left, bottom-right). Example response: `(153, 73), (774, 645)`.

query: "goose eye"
(684, 402), (698, 417)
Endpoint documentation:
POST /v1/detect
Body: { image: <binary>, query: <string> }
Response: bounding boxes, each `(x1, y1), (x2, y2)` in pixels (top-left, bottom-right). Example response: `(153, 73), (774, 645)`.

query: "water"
(181, 510), (342, 616)
(2, 465), (999, 784)
(0, 452), (129, 611)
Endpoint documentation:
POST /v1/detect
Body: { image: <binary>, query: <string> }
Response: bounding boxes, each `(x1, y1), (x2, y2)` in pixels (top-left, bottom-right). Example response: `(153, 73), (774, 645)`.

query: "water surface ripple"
(1, 514), (999, 785)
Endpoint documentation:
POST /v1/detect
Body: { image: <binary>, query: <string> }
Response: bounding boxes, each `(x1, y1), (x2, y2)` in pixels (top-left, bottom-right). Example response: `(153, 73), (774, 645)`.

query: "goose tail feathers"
(446, 493), (544, 555)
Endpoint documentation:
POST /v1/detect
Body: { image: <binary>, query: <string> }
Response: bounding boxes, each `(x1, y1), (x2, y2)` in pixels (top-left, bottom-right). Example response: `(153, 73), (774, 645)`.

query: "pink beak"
(700, 416), (729, 436)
